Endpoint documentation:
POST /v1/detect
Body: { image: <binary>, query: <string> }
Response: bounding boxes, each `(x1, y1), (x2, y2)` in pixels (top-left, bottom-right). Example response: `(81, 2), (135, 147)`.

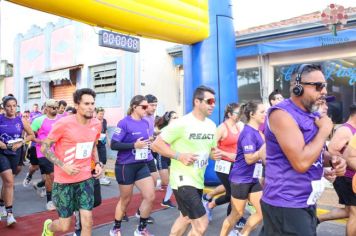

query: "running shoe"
(161, 199), (176, 208)
(99, 176), (111, 185)
(41, 219), (54, 236)
(135, 210), (155, 224)
(46, 201), (56, 211)
(109, 228), (121, 236)
(23, 173), (32, 187)
(6, 213), (16, 226)
(202, 199), (212, 221)
(0, 206), (7, 218)
(33, 184), (46, 198)
(235, 217), (247, 230)
(73, 230), (81, 236)
(246, 202), (256, 214)
(228, 229), (243, 236)
(134, 227), (154, 236)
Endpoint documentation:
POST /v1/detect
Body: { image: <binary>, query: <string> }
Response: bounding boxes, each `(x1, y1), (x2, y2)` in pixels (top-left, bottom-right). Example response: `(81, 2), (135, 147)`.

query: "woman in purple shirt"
(110, 95), (155, 236)
(0, 95), (34, 226)
(220, 101), (266, 236)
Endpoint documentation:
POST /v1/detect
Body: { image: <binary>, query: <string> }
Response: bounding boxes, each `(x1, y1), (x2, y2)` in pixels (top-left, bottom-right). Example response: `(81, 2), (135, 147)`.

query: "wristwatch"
(95, 162), (104, 168)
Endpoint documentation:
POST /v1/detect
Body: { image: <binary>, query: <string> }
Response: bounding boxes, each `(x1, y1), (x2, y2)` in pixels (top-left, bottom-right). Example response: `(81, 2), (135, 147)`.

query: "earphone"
(292, 64), (310, 96)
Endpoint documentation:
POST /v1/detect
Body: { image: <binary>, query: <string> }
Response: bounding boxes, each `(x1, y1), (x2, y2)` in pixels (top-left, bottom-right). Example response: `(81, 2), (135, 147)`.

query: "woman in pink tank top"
(202, 103), (247, 227)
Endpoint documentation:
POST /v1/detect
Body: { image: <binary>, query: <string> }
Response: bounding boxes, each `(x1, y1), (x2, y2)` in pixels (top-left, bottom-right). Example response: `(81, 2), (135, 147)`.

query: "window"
(90, 62), (117, 94)
(237, 67), (262, 103)
(25, 77), (41, 100)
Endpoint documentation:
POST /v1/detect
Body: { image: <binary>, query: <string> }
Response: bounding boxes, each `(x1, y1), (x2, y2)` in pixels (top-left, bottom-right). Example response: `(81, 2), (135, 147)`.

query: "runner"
(58, 100), (68, 115)
(318, 103), (356, 235)
(259, 64), (346, 236)
(267, 89), (284, 107)
(31, 99), (61, 211)
(154, 111), (179, 208)
(0, 94), (34, 225)
(220, 101), (266, 236)
(95, 107), (111, 186)
(203, 103), (247, 229)
(152, 85), (222, 236)
(109, 95), (155, 236)
(40, 88), (103, 236)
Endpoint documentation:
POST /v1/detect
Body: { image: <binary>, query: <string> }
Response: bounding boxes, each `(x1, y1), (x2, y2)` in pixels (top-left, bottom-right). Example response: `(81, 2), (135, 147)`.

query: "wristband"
(173, 152), (180, 160)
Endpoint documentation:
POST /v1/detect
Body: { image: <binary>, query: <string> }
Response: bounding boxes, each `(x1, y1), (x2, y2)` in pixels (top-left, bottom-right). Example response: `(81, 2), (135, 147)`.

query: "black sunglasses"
(300, 82), (327, 92)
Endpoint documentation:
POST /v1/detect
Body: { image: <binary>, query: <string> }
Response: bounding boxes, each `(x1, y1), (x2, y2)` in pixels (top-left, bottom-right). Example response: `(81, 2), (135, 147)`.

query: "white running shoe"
(46, 201), (56, 211)
(23, 173), (32, 187)
(109, 228), (121, 236)
(7, 213), (17, 226)
(99, 176), (111, 185)
(134, 227), (154, 236)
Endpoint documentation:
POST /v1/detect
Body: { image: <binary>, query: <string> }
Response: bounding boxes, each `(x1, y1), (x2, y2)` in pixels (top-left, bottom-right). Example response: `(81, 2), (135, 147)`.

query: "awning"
(32, 64), (83, 83)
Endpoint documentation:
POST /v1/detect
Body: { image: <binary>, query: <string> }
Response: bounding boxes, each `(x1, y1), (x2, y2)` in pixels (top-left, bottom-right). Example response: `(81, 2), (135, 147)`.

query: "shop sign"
(281, 63), (356, 85)
(99, 30), (140, 53)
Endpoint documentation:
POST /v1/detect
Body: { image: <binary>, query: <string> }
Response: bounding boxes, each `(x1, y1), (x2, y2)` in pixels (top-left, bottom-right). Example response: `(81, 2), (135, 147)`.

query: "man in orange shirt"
(40, 88), (103, 236)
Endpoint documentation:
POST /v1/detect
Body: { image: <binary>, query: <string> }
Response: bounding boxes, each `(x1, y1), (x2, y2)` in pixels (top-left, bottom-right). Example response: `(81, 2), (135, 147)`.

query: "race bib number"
(135, 148), (148, 160)
(253, 163), (263, 178)
(194, 153), (209, 169)
(75, 142), (94, 159)
(307, 179), (325, 205)
(214, 160), (231, 174)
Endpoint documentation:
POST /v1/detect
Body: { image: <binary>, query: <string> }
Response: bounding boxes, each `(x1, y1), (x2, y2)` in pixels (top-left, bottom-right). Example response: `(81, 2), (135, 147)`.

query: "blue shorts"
(115, 162), (151, 185)
(0, 149), (21, 174)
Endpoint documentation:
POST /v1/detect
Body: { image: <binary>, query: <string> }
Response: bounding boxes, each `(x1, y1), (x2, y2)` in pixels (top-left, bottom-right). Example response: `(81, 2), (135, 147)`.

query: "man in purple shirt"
(260, 64), (346, 236)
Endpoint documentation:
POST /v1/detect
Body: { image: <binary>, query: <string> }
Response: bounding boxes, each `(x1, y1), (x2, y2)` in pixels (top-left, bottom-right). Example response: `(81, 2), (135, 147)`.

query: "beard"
(301, 97), (318, 113)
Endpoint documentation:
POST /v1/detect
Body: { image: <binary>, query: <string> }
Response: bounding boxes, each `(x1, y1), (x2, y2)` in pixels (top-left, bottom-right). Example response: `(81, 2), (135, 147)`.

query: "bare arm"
(269, 109), (333, 173)
(22, 118), (35, 143)
(345, 136), (356, 171)
(244, 143), (265, 165)
(41, 138), (64, 167)
(328, 126), (352, 155)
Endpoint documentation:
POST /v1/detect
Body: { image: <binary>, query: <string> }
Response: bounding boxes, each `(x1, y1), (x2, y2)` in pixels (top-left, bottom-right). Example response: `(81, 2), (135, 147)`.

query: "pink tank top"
(218, 122), (239, 162)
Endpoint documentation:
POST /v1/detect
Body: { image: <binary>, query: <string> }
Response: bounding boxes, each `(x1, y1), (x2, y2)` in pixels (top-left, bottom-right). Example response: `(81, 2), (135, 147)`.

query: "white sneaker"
(0, 206), (7, 218)
(7, 213), (17, 226)
(46, 201), (56, 211)
(23, 173), (32, 187)
(109, 228), (121, 236)
(99, 176), (111, 185)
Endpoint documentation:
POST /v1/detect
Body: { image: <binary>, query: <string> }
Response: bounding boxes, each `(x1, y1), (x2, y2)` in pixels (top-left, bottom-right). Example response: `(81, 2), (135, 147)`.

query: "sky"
(0, 0), (355, 63)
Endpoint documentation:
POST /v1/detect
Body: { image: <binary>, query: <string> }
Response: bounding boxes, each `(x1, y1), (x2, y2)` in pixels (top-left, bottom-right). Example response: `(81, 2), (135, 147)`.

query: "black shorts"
(115, 162), (151, 185)
(231, 182), (262, 200)
(333, 176), (356, 206)
(146, 159), (158, 173)
(28, 146), (39, 165)
(259, 200), (317, 236)
(0, 150), (21, 174)
(97, 145), (107, 165)
(154, 153), (171, 170)
(173, 186), (206, 219)
(38, 158), (54, 174)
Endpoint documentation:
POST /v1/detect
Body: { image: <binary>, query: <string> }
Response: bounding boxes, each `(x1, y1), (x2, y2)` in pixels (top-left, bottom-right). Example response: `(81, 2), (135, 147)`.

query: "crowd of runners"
(0, 64), (356, 236)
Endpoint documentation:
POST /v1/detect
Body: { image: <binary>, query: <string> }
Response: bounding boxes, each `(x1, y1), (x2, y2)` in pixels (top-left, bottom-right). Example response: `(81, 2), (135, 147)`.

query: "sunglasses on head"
(137, 105), (148, 110)
(300, 82), (327, 92)
(199, 98), (216, 105)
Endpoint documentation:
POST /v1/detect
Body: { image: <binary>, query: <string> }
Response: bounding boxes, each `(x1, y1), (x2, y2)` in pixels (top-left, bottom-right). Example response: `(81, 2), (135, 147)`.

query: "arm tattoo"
(42, 142), (64, 167)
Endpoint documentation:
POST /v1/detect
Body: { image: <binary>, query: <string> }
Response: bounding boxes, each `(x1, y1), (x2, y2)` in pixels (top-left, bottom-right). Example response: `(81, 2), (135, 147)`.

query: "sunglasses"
(300, 82), (327, 92)
(199, 98), (216, 105)
(137, 105), (148, 110)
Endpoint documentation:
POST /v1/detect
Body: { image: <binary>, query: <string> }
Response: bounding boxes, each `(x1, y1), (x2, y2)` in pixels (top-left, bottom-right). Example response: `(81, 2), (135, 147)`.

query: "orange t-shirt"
(48, 115), (101, 184)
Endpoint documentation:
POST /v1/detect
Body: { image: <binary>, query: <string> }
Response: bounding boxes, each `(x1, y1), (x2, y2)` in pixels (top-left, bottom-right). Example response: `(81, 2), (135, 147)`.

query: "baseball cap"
(45, 99), (58, 107)
(145, 94), (158, 103)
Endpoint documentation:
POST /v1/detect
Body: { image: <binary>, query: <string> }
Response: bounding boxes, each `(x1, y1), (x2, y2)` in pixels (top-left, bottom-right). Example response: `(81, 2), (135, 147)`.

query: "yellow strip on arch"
(8, 0), (210, 44)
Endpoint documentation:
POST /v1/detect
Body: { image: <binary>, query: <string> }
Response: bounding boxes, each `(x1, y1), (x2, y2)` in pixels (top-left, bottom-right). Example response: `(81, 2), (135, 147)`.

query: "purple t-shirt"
(262, 99), (324, 208)
(0, 114), (24, 155)
(143, 115), (155, 161)
(30, 111), (42, 122)
(112, 116), (151, 164)
(230, 124), (264, 184)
